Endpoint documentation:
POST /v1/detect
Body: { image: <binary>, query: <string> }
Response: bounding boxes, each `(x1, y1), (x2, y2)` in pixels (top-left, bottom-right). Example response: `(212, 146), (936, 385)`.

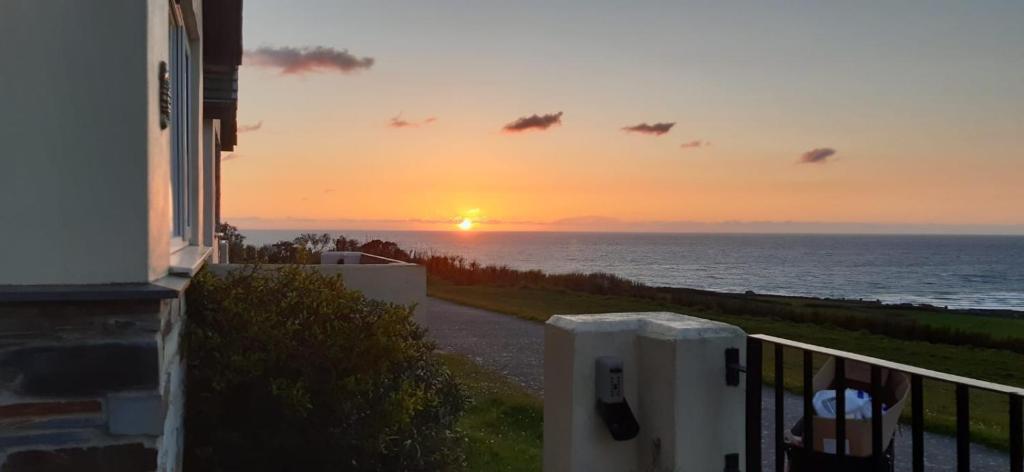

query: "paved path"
(417, 297), (545, 395)
(416, 297), (1011, 471)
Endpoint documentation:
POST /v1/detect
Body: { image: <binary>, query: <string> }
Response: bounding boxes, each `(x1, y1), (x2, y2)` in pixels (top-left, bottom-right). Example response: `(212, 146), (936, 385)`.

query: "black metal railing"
(745, 334), (1024, 472)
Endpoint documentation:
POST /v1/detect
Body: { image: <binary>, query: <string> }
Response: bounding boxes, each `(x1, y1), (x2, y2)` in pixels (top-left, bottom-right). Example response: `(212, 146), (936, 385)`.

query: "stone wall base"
(0, 290), (186, 472)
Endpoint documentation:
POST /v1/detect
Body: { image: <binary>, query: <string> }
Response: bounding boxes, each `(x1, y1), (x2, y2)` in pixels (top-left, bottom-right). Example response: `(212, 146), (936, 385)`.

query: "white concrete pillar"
(544, 312), (747, 472)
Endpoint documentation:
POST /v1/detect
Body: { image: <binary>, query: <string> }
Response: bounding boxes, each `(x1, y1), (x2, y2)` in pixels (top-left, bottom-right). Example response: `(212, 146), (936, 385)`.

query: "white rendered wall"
(0, 0), (152, 284)
(544, 312), (747, 472)
(320, 252), (365, 265)
(314, 264), (426, 311)
(0, 0), (207, 284)
(144, 0), (174, 282)
(208, 264), (428, 312)
(202, 119), (221, 251)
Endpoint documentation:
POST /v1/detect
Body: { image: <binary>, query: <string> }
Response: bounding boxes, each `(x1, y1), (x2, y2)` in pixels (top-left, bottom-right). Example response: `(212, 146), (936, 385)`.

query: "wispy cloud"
(680, 140), (709, 149)
(244, 46), (374, 75)
(799, 147), (837, 164)
(622, 122), (675, 136)
(389, 115), (438, 128)
(238, 121), (263, 133)
(222, 153), (243, 162)
(503, 112), (563, 133)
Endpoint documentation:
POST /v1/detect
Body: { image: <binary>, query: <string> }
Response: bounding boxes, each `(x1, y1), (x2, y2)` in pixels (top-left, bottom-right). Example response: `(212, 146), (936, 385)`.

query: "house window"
(169, 21), (192, 243)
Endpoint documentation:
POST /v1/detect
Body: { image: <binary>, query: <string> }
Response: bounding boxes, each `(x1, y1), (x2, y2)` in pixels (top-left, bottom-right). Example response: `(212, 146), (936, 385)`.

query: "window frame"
(168, 15), (193, 250)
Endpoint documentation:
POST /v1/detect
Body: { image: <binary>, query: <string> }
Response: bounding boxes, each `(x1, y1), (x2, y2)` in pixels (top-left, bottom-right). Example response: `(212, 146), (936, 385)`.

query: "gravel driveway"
(416, 297), (1012, 471)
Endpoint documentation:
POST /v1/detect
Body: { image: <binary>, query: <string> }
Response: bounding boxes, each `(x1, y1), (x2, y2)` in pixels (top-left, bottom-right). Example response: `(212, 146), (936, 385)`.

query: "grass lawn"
(428, 279), (1024, 342)
(430, 279), (1024, 451)
(896, 309), (1024, 340)
(753, 292), (1024, 341)
(441, 353), (542, 472)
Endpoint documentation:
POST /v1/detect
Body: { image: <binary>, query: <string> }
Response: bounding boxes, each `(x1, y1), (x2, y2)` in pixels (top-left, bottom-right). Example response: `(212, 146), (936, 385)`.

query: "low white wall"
(209, 264), (426, 312)
(544, 312), (747, 472)
(320, 252), (365, 265)
(313, 264), (426, 311)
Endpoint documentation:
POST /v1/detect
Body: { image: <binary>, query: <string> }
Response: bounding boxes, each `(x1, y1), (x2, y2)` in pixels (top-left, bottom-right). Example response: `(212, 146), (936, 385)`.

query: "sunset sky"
(224, 1), (1024, 233)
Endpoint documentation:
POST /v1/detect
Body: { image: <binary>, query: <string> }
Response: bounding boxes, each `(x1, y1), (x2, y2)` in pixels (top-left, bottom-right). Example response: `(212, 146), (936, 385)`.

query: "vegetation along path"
(417, 297), (1010, 471)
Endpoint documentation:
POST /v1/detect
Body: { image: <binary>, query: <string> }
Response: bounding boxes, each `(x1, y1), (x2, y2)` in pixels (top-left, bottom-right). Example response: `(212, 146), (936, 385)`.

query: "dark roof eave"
(202, 0), (243, 151)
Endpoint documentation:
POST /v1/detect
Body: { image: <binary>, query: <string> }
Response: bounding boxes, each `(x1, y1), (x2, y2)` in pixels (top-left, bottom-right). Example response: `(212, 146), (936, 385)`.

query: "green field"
(897, 309), (1024, 340)
(441, 354), (543, 472)
(429, 279), (1024, 451)
(746, 292), (1024, 341)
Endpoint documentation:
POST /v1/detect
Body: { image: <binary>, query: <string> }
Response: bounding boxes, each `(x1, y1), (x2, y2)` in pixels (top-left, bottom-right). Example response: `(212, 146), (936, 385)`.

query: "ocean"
(241, 230), (1024, 312)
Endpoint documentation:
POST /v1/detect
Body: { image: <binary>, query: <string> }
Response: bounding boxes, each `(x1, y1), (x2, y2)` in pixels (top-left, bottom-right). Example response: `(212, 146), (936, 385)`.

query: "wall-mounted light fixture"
(159, 61), (171, 130)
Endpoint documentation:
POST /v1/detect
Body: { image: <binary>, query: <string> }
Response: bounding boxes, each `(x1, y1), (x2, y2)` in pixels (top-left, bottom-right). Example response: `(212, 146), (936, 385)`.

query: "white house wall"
(0, 0), (213, 285)
(202, 119), (221, 253)
(0, 0), (154, 284)
(145, 0), (174, 282)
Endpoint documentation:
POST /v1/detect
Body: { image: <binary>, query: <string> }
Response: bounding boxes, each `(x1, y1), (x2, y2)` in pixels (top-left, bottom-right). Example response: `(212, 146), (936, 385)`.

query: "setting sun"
(457, 218), (474, 231)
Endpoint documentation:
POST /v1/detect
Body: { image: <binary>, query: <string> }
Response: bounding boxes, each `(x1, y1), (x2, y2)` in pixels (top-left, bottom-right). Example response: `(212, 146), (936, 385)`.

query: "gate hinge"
(725, 347), (746, 386)
(724, 452), (740, 472)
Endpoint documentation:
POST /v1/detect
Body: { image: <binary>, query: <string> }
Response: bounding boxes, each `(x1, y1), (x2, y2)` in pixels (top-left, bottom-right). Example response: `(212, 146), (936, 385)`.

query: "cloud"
(389, 117), (413, 128)
(503, 112), (563, 133)
(680, 140), (709, 149)
(622, 122), (675, 136)
(389, 115), (438, 128)
(244, 46), (374, 75)
(799, 147), (837, 164)
(222, 153), (242, 162)
(238, 121), (263, 133)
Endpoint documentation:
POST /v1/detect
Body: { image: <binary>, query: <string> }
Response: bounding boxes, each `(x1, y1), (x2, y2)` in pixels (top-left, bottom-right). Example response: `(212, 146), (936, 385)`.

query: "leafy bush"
(184, 266), (467, 471)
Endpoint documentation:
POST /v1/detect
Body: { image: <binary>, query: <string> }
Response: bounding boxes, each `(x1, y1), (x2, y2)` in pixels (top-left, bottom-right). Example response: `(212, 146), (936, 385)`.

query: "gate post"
(544, 312), (747, 471)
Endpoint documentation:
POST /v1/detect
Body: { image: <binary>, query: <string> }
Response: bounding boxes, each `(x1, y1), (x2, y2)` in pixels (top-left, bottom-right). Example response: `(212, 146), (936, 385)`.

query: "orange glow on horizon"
(222, 3), (1024, 233)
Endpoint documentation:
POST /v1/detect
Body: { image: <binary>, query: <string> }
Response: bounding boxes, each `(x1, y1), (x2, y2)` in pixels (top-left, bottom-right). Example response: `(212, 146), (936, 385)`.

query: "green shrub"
(184, 266), (467, 471)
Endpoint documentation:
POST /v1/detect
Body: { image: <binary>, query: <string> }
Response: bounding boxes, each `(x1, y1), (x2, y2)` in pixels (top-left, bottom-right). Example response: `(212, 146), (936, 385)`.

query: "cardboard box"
(789, 357), (909, 457)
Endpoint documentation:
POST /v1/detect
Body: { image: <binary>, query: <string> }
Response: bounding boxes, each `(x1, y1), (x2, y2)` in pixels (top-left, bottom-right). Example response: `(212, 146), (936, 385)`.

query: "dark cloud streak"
(799, 147), (837, 164)
(503, 112), (563, 133)
(680, 140), (709, 149)
(389, 117), (413, 128)
(244, 46), (374, 75)
(389, 115), (438, 128)
(622, 122), (675, 136)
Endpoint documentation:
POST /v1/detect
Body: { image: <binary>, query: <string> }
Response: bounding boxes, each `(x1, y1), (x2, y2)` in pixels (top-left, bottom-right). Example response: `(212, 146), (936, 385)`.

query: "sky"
(224, 0), (1024, 233)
